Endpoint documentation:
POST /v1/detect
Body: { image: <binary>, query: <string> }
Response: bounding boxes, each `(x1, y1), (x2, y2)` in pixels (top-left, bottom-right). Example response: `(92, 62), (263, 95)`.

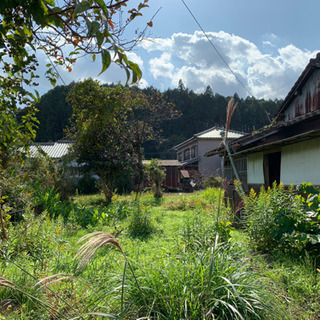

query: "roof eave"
(275, 54), (320, 119)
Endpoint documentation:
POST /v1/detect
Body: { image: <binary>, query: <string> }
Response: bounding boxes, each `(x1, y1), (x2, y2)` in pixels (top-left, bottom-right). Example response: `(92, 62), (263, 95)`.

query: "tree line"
(32, 80), (281, 159)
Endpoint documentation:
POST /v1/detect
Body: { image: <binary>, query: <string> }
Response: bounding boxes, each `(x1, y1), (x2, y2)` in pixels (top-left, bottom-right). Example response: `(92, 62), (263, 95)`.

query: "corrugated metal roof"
(29, 141), (72, 159)
(143, 159), (181, 167)
(198, 128), (243, 139)
(173, 126), (245, 149)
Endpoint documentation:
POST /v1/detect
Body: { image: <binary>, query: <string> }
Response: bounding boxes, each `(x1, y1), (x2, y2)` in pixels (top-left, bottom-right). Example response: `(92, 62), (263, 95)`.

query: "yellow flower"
(249, 188), (256, 199)
(56, 226), (61, 234)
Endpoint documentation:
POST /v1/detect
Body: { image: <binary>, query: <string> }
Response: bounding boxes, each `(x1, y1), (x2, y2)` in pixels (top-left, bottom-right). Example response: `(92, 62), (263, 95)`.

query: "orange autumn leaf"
(147, 21), (153, 27)
(108, 19), (114, 30)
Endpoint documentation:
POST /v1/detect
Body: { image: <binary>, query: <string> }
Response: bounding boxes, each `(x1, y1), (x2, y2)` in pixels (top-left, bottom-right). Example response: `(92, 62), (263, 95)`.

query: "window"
(191, 145), (197, 158)
(178, 152), (182, 161)
(223, 157), (247, 181)
(184, 148), (190, 160)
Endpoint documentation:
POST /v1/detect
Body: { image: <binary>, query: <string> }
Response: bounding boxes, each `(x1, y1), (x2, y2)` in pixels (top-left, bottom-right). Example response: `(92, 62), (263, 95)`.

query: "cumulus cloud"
(32, 48), (148, 96)
(140, 31), (319, 99)
(31, 30), (319, 100)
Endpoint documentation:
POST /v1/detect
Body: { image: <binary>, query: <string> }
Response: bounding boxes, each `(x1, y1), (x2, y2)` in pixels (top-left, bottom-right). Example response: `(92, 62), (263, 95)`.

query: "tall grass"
(122, 241), (277, 319)
(2, 188), (318, 319)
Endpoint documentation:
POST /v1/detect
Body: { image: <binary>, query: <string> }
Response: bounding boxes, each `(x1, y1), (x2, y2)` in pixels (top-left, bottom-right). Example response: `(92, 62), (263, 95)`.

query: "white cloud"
(149, 53), (174, 79)
(32, 48), (146, 96)
(27, 30), (320, 101)
(139, 31), (319, 99)
(262, 41), (276, 48)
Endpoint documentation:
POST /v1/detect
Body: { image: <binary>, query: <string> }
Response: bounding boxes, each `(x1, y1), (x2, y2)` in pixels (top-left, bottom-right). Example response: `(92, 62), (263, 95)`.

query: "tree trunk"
(0, 204), (8, 240)
(134, 147), (144, 198)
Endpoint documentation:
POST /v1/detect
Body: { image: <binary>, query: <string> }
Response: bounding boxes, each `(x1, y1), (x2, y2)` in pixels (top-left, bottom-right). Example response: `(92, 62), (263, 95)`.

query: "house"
(29, 142), (182, 191)
(205, 52), (320, 194)
(173, 126), (244, 179)
(142, 159), (182, 191)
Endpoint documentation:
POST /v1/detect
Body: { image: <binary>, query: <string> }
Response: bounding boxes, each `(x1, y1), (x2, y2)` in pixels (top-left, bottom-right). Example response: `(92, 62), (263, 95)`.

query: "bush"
(203, 175), (223, 189)
(76, 173), (99, 195)
(240, 182), (320, 253)
(145, 159), (166, 199)
(128, 202), (155, 237)
(24, 153), (75, 200)
(32, 185), (115, 228)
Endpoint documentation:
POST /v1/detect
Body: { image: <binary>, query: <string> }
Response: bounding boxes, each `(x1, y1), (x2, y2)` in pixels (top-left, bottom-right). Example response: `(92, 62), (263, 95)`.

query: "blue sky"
(38, 0), (320, 100)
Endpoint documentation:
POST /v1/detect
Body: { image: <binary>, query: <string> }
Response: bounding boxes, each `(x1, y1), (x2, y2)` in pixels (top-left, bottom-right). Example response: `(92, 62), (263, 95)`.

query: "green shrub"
(76, 173), (99, 194)
(24, 153), (75, 201)
(128, 202), (155, 237)
(145, 159), (166, 199)
(203, 175), (223, 188)
(240, 182), (320, 253)
(32, 185), (116, 228)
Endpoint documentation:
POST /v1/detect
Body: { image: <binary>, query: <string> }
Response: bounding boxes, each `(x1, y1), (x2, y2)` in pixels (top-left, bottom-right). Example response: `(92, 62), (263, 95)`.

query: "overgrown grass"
(0, 189), (319, 319)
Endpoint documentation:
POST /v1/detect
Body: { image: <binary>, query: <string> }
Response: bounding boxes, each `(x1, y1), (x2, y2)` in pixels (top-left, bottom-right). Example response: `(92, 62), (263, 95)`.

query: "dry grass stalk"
(75, 231), (123, 271)
(35, 274), (76, 290)
(0, 277), (16, 289)
(225, 97), (238, 143)
(0, 277), (64, 317)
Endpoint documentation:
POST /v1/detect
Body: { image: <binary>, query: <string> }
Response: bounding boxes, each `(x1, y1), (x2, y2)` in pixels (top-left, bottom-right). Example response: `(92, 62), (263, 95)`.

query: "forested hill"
(32, 82), (281, 158)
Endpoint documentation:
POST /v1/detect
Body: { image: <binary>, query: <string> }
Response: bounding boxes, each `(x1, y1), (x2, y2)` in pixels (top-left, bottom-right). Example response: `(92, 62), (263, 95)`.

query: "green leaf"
(124, 67), (130, 85)
(74, 1), (91, 15)
(22, 25), (32, 37)
(96, 30), (104, 48)
(89, 21), (100, 37)
(94, 0), (109, 17)
(43, 0), (55, 5)
(99, 49), (111, 75)
(128, 61), (142, 83)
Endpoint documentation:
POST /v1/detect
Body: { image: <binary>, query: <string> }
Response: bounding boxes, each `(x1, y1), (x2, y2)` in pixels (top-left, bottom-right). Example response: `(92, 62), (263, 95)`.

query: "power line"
(180, 0), (253, 97)
(43, 49), (67, 86)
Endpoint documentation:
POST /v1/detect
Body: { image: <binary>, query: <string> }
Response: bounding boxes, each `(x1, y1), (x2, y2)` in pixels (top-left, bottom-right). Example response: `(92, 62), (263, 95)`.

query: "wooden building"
(205, 52), (320, 195)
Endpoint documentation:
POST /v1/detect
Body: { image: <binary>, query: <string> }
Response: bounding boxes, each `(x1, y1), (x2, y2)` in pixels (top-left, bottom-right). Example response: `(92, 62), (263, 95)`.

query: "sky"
(37, 0), (320, 100)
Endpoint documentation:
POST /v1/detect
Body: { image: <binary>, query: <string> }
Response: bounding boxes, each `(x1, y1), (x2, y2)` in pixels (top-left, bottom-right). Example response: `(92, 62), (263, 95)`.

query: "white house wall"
(198, 139), (222, 177)
(281, 138), (320, 185)
(247, 153), (264, 184)
(246, 138), (320, 186)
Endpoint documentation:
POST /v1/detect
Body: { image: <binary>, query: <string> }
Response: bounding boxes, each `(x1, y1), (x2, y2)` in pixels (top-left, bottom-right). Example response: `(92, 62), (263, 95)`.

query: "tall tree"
(67, 80), (178, 201)
(126, 87), (178, 194)
(67, 79), (134, 202)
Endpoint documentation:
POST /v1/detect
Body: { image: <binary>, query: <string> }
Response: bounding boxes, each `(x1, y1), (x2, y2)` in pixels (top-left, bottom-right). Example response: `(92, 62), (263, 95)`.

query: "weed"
(123, 241), (277, 319)
(127, 202), (155, 238)
(238, 182), (320, 254)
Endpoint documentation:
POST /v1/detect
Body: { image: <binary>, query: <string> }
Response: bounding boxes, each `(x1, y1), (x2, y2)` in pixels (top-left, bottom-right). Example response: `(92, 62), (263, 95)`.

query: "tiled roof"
(29, 141), (73, 159)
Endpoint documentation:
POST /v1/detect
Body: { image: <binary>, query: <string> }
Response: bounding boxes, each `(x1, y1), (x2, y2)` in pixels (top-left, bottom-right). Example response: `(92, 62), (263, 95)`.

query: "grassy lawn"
(0, 189), (320, 319)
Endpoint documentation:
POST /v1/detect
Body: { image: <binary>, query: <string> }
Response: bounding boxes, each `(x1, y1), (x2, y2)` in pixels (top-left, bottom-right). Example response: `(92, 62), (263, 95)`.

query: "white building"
(174, 127), (244, 179)
(205, 53), (320, 192)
